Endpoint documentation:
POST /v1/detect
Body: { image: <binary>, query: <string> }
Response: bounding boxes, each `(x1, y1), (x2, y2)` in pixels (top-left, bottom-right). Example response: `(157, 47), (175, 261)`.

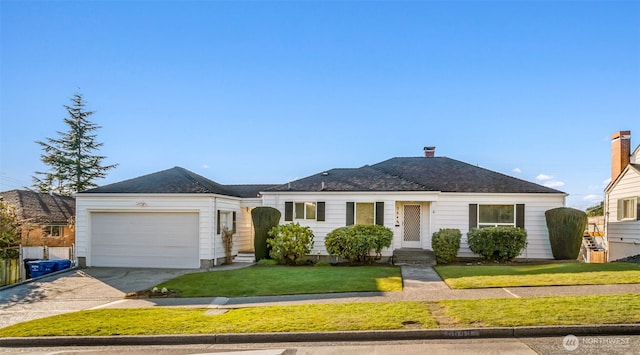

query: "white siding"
(261, 192), (427, 257)
(262, 191), (564, 260)
(433, 193), (565, 259)
(75, 194), (242, 267)
(605, 167), (640, 260)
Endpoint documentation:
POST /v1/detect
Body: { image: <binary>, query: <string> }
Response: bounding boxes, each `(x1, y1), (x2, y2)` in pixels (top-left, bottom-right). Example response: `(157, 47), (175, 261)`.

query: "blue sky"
(1, 1), (639, 210)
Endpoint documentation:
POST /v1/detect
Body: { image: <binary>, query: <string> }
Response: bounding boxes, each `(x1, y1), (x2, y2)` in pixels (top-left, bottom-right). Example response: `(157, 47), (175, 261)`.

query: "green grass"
(0, 302), (437, 337)
(2, 294), (639, 337)
(156, 265), (402, 297)
(440, 293), (640, 327)
(435, 262), (640, 288)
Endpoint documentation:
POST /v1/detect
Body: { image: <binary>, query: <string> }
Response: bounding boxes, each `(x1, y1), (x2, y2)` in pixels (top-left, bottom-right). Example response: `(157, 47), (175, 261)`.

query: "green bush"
(314, 261), (332, 267)
(467, 226), (527, 262)
(267, 223), (315, 265)
(432, 228), (461, 264)
(251, 207), (281, 261)
(545, 207), (588, 260)
(325, 224), (393, 263)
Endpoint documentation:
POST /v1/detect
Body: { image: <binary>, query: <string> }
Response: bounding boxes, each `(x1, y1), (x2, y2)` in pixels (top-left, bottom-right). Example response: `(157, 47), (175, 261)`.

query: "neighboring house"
(605, 131), (640, 261)
(0, 190), (75, 247)
(75, 147), (566, 269)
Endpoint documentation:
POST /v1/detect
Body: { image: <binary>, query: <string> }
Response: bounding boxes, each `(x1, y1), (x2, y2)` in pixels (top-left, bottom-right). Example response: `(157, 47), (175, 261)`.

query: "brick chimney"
(611, 130), (631, 181)
(423, 146), (436, 158)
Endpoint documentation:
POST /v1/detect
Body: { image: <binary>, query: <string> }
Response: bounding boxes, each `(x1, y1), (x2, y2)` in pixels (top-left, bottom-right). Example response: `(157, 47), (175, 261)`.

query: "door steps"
(392, 248), (436, 265)
(233, 252), (256, 263)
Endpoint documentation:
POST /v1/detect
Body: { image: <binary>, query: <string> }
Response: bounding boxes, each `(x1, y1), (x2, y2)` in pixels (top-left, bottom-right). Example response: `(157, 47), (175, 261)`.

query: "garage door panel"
(91, 212), (199, 269)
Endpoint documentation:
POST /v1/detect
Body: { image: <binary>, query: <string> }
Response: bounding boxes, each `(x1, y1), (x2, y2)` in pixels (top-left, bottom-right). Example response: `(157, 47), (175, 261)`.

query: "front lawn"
(155, 265), (402, 297)
(0, 302), (436, 337)
(2, 294), (638, 337)
(435, 262), (640, 288)
(440, 293), (640, 327)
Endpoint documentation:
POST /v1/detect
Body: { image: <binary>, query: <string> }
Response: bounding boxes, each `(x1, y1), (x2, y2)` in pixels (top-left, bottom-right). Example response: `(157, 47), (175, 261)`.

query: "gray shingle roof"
(81, 156), (565, 196)
(371, 157), (563, 193)
(266, 157), (564, 194)
(0, 190), (75, 224)
(266, 166), (427, 192)
(81, 167), (278, 198)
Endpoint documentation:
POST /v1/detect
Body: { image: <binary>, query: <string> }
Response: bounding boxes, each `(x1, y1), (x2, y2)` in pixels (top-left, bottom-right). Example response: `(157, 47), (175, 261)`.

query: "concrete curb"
(1, 324), (639, 347)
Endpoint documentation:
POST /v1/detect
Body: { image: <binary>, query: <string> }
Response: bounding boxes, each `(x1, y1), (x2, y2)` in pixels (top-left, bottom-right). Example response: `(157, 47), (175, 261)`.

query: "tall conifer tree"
(33, 92), (117, 195)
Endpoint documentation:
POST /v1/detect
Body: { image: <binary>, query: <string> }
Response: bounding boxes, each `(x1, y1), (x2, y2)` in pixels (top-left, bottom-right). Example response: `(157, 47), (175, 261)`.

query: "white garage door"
(91, 212), (200, 269)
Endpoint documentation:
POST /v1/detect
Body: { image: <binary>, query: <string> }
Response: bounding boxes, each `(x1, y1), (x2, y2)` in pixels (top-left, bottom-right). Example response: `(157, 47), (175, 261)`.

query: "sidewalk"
(97, 265), (640, 310)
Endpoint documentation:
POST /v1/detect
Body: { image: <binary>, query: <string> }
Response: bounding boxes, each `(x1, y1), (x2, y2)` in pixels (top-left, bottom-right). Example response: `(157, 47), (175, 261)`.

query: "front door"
(402, 204), (421, 248)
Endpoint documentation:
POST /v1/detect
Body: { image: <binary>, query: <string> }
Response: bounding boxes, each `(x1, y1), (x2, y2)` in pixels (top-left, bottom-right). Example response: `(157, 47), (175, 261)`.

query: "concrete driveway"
(0, 267), (200, 329)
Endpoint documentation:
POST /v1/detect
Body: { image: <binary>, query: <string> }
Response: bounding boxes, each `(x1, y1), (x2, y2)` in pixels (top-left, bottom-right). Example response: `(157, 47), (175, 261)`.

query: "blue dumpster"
(52, 259), (72, 271)
(27, 260), (57, 278)
(27, 260), (55, 277)
(23, 258), (40, 279)
(26, 259), (73, 278)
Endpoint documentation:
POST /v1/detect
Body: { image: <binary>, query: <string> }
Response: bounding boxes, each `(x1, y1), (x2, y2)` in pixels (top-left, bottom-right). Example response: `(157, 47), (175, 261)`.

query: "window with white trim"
(618, 197), (638, 220)
(219, 211), (232, 231)
(478, 205), (515, 227)
(285, 201), (325, 222)
(295, 202), (316, 220)
(355, 202), (375, 225)
(43, 225), (62, 237)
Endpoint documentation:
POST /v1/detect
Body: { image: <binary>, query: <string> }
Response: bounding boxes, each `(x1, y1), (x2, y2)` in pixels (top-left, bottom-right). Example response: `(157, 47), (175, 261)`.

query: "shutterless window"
(618, 198), (637, 220)
(295, 202), (316, 220)
(44, 225), (62, 237)
(355, 202), (375, 225)
(478, 205), (515, 227)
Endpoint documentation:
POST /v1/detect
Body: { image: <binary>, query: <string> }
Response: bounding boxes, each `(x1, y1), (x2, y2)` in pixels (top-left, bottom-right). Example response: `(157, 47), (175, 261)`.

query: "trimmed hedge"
(251, 207), (281, 261)
(267, 223), (314, 265)
(325, 224), (393, 263)
(545, 207), (588, 260)
(432, 228), (461, 264)
(467, 226), (527, 262)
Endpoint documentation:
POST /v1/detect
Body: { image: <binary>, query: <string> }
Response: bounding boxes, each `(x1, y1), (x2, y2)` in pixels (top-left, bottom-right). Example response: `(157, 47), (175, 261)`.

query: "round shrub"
(467, 226), (527, 262)
(545, 207), (588, 260)
(325, 224), (393, 263)
(432, 228), (461, 264)
(267, 223), (314, 265)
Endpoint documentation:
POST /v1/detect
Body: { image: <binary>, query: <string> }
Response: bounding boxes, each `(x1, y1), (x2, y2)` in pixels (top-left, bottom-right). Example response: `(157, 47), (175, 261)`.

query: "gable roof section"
(81, 166), (278, 198)
(605, 164), (640, 193)
(266, 157), (564, 194)
(0, 190), (75, 224)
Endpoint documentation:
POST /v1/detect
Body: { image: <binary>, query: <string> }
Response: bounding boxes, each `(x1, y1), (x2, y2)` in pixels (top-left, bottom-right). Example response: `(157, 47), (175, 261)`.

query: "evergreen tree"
(33, 92), (117, 195)
(586, 201), (604, 217)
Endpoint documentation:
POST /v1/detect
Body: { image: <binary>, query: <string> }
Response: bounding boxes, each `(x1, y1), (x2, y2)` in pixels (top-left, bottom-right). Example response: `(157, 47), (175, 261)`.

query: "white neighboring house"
(75, 147), (566, 269)
(605, 131), (640, 261)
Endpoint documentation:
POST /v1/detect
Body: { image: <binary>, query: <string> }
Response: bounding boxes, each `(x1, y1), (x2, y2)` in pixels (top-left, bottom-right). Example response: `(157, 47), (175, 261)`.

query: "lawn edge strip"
(2, 325), (640, 347)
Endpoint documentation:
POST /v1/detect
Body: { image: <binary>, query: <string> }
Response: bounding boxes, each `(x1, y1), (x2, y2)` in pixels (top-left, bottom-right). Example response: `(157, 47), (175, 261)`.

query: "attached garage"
(90, 212), (200, 269)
